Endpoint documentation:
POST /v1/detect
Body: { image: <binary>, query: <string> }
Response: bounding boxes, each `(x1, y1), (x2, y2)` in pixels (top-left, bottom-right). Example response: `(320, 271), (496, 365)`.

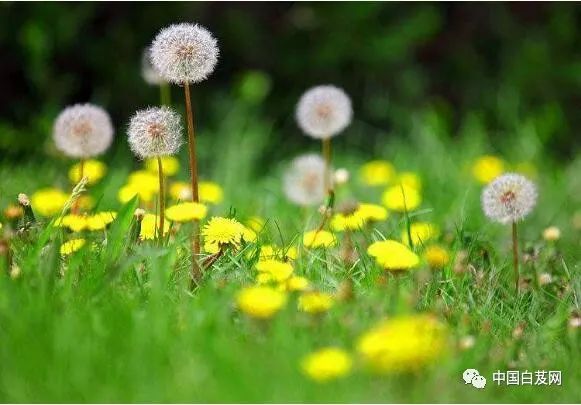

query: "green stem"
(157, 156), (165, 245)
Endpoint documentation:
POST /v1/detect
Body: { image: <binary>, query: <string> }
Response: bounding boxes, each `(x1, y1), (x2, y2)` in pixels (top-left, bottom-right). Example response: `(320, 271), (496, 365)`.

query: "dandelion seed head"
(150, 23), (219, 84)
(283, 154), (327, 206)
(127, 107), (183, 159)
(481, 173), (537, 224)
(296, 85), (352, 139)
(141, 47), (166, 85)
(53, 104), (114, 158)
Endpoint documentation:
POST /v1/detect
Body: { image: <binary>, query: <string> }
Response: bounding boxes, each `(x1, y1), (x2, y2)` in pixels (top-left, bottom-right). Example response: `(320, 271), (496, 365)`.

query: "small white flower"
(481, 173), (537, 224)
(296, 85), (352, 139)
(334, 168), (350, 185)
(150, 23), (219, 84)
(53, 104), (114, 158)
(141, 47), (166, 85)
(127, 107), (183, 159)
(283, 154), (328, 206)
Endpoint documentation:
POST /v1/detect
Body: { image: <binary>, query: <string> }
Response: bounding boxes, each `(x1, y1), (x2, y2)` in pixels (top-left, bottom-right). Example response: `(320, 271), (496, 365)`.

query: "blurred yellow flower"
(68, 159), (107, 185)
(303, 230), (337, 248)
(86, 211), (117, 231)
(282, 276), (310, 292)
(298, 291), (334, 314)
(256, 259), (293, 282)
(31, 188), (68, 217)
(118, 184), (155, 203)
(60, 238), (86, 256)
(382, 184), (421, 212)
(331, 203), (388, 232)
(199, 181), (224, 204)
(55, 214), (87, 233)
(542, 226), (561, 242)
(367, 240), (420, 271)
(140, 213), (171, 240)
(424, 245), (450, 269)
(402, 222), (439, 246)
(236, 286), (287, 319)
(301, 347), (352, 382)
(471, 155), (505, 184)
(360, 160), (396, 186)
(4, 204), (23, 220)
(169, 181), (191, 201)
(144, 156), (180, 176)
(397, 172), (422, 190)
(168, 181), (224, 204)
(356, 314), (447, 373)
(165, 202), (207, 222)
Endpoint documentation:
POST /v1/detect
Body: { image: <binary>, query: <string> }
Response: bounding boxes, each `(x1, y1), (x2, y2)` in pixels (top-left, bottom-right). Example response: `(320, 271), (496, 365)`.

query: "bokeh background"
(1, 1), (580, 164)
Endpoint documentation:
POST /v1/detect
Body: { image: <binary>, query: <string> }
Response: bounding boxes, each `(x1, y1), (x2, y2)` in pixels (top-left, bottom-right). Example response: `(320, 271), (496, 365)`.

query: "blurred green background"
(1, 2), (580, 161)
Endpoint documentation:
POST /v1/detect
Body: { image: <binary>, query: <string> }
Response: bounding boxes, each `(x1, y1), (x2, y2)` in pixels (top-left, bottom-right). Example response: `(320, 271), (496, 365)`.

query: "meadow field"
(0, 3), (579, 403)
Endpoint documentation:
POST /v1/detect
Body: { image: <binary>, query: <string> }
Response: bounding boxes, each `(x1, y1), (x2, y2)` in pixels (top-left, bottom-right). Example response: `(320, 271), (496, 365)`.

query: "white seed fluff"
(150, 23), (219, 84)
(53, 104), (114, 158)
(481, 173), (538, 224)
(127, 107), (183, 159)
(295, 85), (352, 139)
(141, 47), (166, 86)
(283, 154), (328, 206)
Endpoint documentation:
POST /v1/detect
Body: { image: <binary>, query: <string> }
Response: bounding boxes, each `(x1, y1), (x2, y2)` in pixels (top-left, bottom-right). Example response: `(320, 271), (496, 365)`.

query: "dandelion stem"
(157, 156), (165, 245)
(322, 138), (332, 194)
(72, 159), (85, 215)
(183, 83), (201, 286)
(512, 221), (519, 294)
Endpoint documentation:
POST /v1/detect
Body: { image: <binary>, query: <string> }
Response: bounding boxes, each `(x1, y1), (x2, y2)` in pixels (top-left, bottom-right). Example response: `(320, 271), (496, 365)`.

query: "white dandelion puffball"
(127, 107), (183, 159)
(53, 104), (114, 158)
(296, 85), (352, 139)
(141, 47), (166, 85)
(283, 153), (328, 206)
(150, 23), (219, 84)
(482, 173), (538, 224)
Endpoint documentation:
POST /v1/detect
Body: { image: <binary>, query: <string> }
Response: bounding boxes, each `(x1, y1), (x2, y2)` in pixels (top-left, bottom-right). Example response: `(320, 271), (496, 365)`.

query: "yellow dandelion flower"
(86, 211), (117, 231)
(199, 181), (224, 204)
(31, 188), (69, 217)
(301, 347), (353, 382)
(203, 241), (220, 254)
(367, 240), (420, 271)
(298, 291), (334, 314)
(169, 181), (191, 201)
(303, 230), (337, 248)
(397, 172), (422, 190)
(331, 203), (388, 232)
(144, 156), (180, 176)
(140, 213), (171, 240)
(424, 245), (450, 269)
(360, 160), (396, 186)
(471, 155), (505, 184)
(60, 238), (86, 256)
(54, 214), (88, 232)
(127, 170), (159, 193)
(542, 226), (561, 242)
(68, 159), (107, 185)
(256, 259), (293, 282)
(382, 184), (421, 212)
(236, 286), (287, 319)
(242, 226), (257, 243)
(402, 222), (439, 246)
(280, 275), (310, 292)
(356, 314), (447, 373)
(165, 202), (208, 222)
(246, 215), (265, 233)
(202, 217), (246, 247)
(118, 184), (155, 203)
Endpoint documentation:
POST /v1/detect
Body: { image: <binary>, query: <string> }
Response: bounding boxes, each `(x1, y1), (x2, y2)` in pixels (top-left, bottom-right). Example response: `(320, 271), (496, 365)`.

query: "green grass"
(0, 105), (579, 403)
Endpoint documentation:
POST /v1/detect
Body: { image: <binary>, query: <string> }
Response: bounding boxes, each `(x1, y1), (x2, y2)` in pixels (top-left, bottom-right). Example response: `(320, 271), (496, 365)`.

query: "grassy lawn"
(0, 100), (579, 403)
